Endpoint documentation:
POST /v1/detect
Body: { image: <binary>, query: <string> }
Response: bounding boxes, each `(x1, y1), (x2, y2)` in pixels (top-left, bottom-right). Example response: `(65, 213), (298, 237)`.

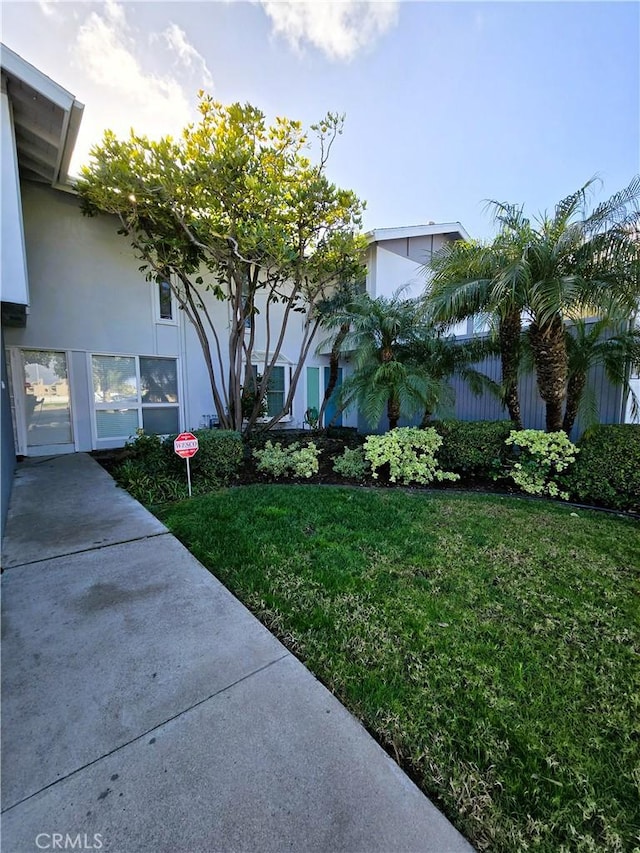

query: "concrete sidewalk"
(1, 454), (473, 853)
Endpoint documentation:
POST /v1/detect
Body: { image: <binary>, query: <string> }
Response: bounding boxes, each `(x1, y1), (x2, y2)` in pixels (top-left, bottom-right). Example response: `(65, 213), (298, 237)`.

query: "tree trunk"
(419, 407), (433, 428)
(387, 395), (400, 430)
(318, 322), (349, 427)
(498, 310), (522, 428)
(529, 316), (568, 433)
(562, 370), (586, 435)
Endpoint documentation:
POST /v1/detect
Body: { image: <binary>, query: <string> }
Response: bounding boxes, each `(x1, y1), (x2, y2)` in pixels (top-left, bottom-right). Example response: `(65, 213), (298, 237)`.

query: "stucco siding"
(6, 183), (156, 356)
(373, 246), (424, 299)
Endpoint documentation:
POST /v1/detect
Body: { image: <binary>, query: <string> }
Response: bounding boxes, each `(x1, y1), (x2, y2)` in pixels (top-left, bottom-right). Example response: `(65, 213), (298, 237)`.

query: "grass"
(157, 486), (640, 852)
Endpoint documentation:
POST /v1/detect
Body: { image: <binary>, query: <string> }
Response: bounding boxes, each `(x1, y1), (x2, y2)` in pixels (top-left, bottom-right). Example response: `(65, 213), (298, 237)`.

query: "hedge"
(432, 419), (515, 480)
(563, 424), (640, 513)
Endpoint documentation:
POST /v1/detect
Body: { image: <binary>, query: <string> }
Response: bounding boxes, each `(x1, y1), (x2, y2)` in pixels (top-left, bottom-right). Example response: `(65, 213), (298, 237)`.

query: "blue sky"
(3, 1), (638, 239)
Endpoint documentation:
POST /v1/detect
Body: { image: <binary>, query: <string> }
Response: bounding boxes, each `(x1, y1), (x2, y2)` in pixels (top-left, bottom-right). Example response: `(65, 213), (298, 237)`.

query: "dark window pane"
(140, 358), (178, 403)
(142, 407), (179, 435)
(158, 281), (173, 320)
(266, 366), (285, 417)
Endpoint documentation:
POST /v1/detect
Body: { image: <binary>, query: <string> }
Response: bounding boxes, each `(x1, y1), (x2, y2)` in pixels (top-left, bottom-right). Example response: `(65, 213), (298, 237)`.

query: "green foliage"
(332, 446), (370, 481)
(364, 427), (459, 485)
(427, 177), (640, 432)
(564, 424), (640, 512)
(253, 440), (320, 479)
(505, 429), (578, 499)
(113, 428), (242, 503)
(304, 407), (319, 429)
(320, 291), (433, 430)
(433, 420), (514, 479)
(188, 430), (244, 488)
(114, 460), (187, 504)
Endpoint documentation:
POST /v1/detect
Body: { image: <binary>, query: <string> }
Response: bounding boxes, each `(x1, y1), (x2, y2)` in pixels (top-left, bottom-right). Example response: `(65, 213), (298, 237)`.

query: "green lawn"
(157, 486), (639, 852)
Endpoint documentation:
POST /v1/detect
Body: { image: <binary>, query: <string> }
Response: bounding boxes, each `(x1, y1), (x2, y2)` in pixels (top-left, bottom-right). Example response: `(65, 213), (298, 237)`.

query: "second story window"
(158, 280), (173, 321)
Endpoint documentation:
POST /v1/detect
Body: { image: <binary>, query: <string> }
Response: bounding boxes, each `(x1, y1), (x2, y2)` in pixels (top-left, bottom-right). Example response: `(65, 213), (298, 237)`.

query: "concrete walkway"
(1, 454), (473, 853)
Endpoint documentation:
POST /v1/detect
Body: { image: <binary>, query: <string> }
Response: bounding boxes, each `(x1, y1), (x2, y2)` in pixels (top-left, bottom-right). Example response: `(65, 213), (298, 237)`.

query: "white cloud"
(69, 2), (212, 173)
(259, 0), (399, 61)
(159, 23), (214, 89)
(38, 0), (60, 18)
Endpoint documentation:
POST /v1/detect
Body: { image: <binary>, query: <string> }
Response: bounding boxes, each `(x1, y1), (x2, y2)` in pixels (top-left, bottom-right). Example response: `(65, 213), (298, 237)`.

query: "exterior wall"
(1, 329), (16, 539)
(367, 234), (452, 301)
(1, 89), (29, 306)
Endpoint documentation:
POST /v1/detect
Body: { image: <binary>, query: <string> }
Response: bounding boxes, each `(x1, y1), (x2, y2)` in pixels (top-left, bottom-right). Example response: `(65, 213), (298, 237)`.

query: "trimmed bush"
(332, 447), (370, 481)
(505, 430), (578, 500)
(364, 427), (459, 486)
(253, 441), (320, 479)
(564, 424), (640, 512)
(186, 430), (244, 488)
(432, 420), (514, 480)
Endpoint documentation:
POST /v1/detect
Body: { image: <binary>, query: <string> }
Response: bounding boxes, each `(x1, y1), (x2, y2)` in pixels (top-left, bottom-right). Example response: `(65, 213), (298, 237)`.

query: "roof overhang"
(366, 222), (471, 244)
(1, 43), (83, 189)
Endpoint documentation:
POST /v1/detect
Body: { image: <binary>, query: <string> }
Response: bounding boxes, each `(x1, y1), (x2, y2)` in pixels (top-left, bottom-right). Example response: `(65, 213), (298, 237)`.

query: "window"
(92, 354), (180, 440)
(158, 281), (173, 320)
(266, 366), (285, 417)
(250, 364), (289, 419)
(155, 279), (177, 324)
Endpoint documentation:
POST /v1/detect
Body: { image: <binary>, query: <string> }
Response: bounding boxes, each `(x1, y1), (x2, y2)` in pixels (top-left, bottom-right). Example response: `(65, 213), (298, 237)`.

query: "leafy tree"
(493, 179), (639, 431)
(77, 97), (366, 432)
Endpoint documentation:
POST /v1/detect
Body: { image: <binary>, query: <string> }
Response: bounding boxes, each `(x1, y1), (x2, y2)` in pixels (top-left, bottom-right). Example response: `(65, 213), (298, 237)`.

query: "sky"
(2, 0), (639, 239)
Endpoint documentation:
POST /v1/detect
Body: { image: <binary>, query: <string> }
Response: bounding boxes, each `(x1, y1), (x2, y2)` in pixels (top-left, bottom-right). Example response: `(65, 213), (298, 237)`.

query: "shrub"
(186, 430), (244, 488)
(432, 419), (514, 480)
(363, 427), (459, 486)
(114, 460), (187, 504)
(113, 428), (243, 503)
(332, 447), (370, 481)
(253, 441), (320, 479)
(505, 430), (578, 500)
(563, 424), (640, 512)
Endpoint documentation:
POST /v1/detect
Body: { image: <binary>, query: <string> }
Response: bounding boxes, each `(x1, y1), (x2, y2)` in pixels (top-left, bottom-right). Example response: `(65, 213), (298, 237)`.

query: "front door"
(323, 366), (343, 428)
(19, 350), (75, 455)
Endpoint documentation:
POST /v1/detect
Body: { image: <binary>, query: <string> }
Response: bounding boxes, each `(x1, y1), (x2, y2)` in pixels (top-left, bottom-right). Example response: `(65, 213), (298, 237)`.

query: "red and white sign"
(174, 432), (199, 459)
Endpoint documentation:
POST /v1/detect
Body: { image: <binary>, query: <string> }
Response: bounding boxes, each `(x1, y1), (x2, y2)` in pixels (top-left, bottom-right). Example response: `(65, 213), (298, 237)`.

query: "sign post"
(174, 432), (199, 497)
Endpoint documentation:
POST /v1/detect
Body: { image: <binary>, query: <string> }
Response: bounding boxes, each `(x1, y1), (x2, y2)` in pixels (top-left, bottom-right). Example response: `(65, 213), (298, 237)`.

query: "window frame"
(250, 362), (292, 422)
(90, 352), (182, 444)
(154, 278), (178, 326)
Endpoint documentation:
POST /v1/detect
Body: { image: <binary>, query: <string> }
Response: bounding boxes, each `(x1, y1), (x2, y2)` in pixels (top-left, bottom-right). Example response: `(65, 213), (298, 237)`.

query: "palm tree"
(488, 178), (640, 431)
(561, 318), (640, 434)
(427, 228), (528, 428)
(315, 280), (362, 427)
(319, 291), (436, 430)
(398, 330), (501, 426)
(427, 177), (640, 432)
